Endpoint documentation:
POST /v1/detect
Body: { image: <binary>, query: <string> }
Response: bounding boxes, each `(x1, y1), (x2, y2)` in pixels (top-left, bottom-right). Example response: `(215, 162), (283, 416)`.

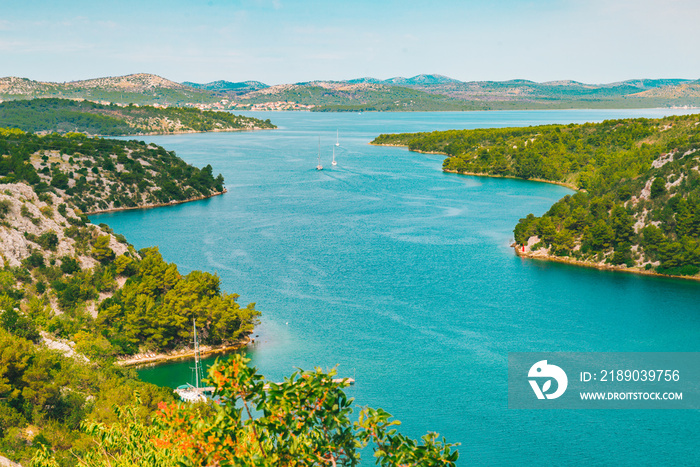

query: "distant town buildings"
(186, 100), (315, 111)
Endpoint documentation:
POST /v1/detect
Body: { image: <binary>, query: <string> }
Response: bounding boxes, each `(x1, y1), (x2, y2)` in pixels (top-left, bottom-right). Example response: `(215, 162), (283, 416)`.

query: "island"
(372, 114), (700, 280)
(0, 98), (276, 136)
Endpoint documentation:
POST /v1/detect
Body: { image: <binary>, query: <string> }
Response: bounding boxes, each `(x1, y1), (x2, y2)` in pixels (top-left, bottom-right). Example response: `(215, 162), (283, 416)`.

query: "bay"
(94, 109), (700, 465)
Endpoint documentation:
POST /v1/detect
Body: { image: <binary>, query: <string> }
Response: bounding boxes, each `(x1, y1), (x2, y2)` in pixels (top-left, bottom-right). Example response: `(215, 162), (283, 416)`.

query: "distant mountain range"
(2, 73), (700, 111)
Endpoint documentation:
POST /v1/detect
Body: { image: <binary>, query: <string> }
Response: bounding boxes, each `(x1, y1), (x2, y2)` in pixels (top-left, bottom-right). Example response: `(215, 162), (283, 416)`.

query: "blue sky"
(2, 0), (700, 84)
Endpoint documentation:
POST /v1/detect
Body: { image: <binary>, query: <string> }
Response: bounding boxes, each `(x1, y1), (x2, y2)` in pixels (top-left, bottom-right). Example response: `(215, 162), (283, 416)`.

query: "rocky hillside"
(630, 81), (700, 99)
(68, 73), (187, 91)
(1, 127), (226, 214)
(0, 178), (258, 465)
(0, 134), (260, 464)
(0, 183), (128, 269)
(0, 74), (218, 106)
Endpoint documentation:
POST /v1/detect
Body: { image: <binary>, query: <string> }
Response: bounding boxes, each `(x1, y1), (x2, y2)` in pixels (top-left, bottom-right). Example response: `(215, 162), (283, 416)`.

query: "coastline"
(370, 141), (579, 190)
(442, 169), (579, 191)
(368, 142), (449, 156)
(514, 245), (700, 282)
(84, 188), (227, 215)
(108, 126), (276, 137)
(372, 141), (700, 282)
(116, 336), (250, 367)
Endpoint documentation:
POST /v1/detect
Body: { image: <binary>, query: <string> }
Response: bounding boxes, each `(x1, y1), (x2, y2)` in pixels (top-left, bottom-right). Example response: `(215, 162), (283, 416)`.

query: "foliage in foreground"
(31, 354), (459, 467)
(0, 328), (172, 467)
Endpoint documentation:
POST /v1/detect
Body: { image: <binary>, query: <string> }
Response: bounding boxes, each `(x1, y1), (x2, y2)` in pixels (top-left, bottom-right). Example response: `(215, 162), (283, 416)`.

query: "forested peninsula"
(372, 114), (700, 279)
(0, 98), (276, 136)
(0, 128), (458, 466)
(0, 127), (261, 464)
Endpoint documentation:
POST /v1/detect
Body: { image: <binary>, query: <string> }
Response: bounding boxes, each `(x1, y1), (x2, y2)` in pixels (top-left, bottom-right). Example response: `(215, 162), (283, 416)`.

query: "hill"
(0, 98), (276, 136)
(4, 73), (700, 111)
(229, 76), (700, 111)
(0, 126), (230, 214)
(237, 82), (482, 111)
(372, 114), (700, 279)
(0, 128), (264, 464)
(182, 80), (269, 94)
(0, 74), (218, 106)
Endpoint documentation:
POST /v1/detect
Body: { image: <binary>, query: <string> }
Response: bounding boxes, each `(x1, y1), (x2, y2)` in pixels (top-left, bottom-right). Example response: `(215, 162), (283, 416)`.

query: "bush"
(22, 252), (44, 269)
(650, 176), (665, 199)
(59, 257), (80, 274)
(0, 199), (11, 219)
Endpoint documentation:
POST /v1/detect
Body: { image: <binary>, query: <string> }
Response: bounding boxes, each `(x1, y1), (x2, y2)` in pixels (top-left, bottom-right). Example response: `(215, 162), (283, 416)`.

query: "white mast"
(193, 318), (201, 389)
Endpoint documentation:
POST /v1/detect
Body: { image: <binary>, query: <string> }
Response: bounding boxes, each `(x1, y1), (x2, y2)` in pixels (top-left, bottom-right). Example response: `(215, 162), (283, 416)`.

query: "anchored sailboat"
(174, 319), (213, 403)
(332, 146), (337, 166)
(336, 129), (340, 147)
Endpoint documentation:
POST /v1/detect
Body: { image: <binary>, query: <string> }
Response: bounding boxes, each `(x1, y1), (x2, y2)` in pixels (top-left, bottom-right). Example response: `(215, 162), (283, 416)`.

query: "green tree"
(587, 220), (615, 251)
(35, 355), (459, 467)
(650, 176), (665, 199)
(92, 235), (115, 263)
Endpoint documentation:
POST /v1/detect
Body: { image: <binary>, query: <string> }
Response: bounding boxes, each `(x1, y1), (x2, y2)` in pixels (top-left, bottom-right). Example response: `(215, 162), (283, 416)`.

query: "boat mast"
(193, 318), (200, 389)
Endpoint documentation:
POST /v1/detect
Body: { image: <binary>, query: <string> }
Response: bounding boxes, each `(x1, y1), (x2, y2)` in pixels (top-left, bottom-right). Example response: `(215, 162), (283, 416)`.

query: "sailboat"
(332, 146), (337, 166)
(174, 319), (212, 403)
(336, 129), (340, 147)
(316, 137), (323, 170)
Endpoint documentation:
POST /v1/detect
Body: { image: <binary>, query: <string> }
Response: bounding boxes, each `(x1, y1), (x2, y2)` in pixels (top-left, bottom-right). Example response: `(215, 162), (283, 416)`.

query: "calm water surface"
(96, 110), (700, 466)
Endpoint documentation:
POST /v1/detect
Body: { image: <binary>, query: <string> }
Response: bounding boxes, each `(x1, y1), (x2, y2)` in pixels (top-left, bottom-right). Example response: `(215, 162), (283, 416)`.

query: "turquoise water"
(96, 110), (700, 466)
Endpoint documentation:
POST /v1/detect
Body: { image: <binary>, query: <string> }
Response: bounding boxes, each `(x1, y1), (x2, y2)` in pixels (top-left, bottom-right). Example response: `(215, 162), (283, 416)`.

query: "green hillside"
(372, 114), (700, 278)
(0, 98), (275, 136)
(0, 127), (228, 214)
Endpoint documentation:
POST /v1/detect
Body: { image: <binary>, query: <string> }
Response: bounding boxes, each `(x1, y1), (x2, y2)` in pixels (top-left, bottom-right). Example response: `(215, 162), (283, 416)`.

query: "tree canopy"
(373, 114), (700, 276)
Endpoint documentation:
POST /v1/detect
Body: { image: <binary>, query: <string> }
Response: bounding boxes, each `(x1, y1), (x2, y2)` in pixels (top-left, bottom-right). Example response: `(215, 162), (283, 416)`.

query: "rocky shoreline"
(116, 336), (251, 367)
(371, 141), (700, 282)
(84, 189), (227, 215)
(370, 142), (580, 190)
(513, 244), (700, 282)
(100, 126), (276, 138)
(442, 169), (579, 190)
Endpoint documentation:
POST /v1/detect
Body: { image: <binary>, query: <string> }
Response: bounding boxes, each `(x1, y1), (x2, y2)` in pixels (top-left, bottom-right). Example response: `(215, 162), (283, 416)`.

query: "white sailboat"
(332, 146), (337, 166)
(316, 137), (323, 170)
(336, 129), (340, 147)
(174, 319), (212, 403)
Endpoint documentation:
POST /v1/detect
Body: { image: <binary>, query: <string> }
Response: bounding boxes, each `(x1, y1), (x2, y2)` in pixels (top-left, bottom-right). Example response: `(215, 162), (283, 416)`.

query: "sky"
(2, 0), (700, 85)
